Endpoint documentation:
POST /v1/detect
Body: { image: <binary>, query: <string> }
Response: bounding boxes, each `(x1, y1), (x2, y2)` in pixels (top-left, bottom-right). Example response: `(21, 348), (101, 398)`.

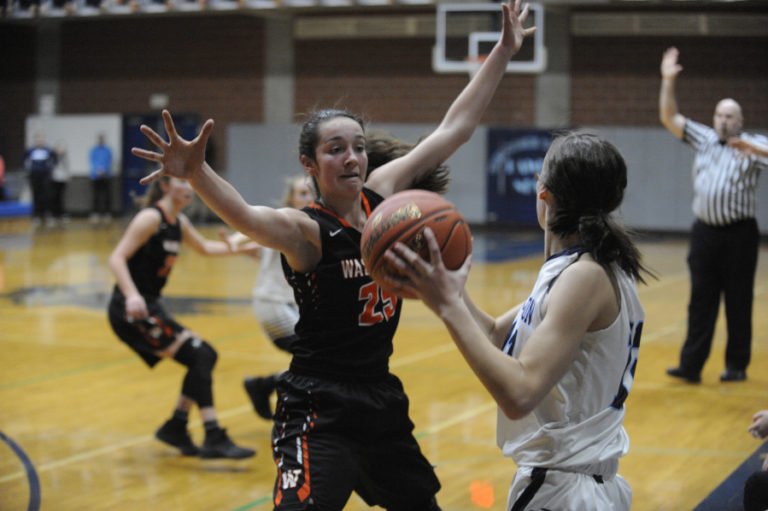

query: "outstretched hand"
(661, 47), (683, 79)
(749, 410), (768, 440)
(131, 109), (214, 185)
(500, 0), (537, 56)
(383, 227), (471, 317)
(219, 228), (262, 258)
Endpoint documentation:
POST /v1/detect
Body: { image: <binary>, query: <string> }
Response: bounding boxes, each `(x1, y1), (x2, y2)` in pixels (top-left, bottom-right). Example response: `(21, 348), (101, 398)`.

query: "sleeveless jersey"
(497, 248), (645, 476)
(253, 246), (295, 304)
(119, 204), (181, 300)
(282, 188), (402, 382)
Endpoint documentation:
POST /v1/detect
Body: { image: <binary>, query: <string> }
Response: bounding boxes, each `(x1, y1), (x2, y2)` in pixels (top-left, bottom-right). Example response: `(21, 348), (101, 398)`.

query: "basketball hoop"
(432, 3), (546, 75)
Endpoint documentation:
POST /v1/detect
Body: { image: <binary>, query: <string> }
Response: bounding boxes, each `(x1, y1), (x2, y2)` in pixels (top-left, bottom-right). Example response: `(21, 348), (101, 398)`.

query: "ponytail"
(542, 132), (654, 283)
(577, 211), (649, 284)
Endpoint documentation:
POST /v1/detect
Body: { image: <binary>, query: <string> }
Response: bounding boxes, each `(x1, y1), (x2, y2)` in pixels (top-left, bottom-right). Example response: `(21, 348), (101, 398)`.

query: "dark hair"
(366, 130), (450, 194)
(298, 109), (365, 161)
(541, 131), (652, 283)
(298, 109), (365, 197)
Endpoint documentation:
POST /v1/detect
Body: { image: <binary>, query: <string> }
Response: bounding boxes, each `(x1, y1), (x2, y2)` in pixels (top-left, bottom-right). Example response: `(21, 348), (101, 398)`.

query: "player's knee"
(175, 337), (218, 372)
(174, 338), (218, 407)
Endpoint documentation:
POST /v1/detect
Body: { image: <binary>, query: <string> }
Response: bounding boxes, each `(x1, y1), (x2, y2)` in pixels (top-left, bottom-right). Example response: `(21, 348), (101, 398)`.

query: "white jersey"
(497, 248), (645, 478)
(253, 247), (295, 304)
(251, 246), (299, 344)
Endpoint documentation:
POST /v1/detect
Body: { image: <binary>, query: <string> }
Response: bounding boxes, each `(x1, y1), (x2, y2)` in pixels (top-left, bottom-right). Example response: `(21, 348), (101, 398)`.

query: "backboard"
(432, 2), (546, 75)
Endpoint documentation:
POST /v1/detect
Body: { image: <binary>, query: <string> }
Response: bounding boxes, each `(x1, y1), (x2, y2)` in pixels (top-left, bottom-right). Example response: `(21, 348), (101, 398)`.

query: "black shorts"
(108, 292), (184, 368)
(271, 371), (441, 511)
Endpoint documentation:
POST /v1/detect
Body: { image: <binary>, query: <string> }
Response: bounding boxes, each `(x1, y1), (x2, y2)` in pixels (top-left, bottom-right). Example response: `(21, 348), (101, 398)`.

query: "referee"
(659, 47), (768, 384)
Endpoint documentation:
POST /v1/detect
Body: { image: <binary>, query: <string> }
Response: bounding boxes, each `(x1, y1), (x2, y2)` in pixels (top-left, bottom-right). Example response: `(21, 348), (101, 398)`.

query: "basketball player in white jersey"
(385, 132), (651, 510)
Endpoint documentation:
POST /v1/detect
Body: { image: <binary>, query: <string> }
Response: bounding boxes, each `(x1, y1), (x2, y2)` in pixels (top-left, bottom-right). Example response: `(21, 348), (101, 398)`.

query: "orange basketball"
(361, 190), (472, 299)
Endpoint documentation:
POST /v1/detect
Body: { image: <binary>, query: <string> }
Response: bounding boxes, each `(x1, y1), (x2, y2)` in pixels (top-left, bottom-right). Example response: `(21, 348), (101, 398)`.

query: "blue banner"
(486, 128), (555, 225)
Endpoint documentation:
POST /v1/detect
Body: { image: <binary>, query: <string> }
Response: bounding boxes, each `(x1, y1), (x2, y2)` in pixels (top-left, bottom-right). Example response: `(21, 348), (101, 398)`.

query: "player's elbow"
(497, 393), (536, 420)
(658, 108), (673, 129)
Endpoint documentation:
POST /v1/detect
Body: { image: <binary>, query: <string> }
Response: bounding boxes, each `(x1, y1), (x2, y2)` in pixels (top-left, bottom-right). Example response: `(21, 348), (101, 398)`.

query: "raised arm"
(132, 111), (320, 269)
(366, 0), (536, 197)
(659, 47), (686, 138)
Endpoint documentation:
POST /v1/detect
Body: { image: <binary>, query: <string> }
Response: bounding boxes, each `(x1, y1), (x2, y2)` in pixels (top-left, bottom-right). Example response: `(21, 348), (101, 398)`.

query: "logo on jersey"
(281, 469), (303, 490)
(329, 228), (343, 237)
(163, 240), (180, 253)
(341, 258), (369, 279)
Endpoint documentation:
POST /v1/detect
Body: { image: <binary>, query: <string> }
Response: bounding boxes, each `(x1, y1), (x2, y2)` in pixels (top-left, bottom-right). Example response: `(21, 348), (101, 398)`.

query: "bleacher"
(2, 0), (437, 19)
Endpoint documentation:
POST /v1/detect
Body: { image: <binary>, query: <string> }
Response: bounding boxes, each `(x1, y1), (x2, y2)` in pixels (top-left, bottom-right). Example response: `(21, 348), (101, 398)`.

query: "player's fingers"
(422, 228), (443, 268)
(131, 147), (162, 162)
(197, 119), (215, 145)
(139, 168), (165, 185)
(518, 5), (532, 29)
(381, 273), (412, 298)
(390, 242), (433, 278)
(139, 125), (168, 149)
(162, 109), (179, 139)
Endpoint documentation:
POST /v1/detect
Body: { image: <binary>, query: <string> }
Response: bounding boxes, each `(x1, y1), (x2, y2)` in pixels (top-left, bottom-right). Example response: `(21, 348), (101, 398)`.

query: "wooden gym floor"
(1, 218), (767, 511)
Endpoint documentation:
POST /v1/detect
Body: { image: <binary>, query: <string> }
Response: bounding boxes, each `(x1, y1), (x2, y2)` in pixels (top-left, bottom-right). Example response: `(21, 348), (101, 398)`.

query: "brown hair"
(136, 175), (170, 209)
(541, 131), (653, 283)
(366, 130), (450, 194)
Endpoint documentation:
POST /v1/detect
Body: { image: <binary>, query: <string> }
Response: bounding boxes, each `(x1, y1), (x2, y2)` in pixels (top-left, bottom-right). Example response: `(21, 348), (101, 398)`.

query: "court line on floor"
(4, 305), (764, 505)
(414, 401), (497, 439)
(0, 343), (460, 486)
(0, 430), (41, 510)
(0, 404), (254, 485)
(0, 328), (263, 391)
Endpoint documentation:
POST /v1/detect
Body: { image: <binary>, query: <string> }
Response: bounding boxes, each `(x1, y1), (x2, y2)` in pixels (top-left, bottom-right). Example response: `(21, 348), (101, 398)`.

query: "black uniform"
(274, 188), (441, 511)
(108, 205), (184, 367)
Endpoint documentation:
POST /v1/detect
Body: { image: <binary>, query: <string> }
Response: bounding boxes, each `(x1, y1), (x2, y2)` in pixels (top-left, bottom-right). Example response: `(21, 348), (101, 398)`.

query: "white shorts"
(507, 466), (631, 511)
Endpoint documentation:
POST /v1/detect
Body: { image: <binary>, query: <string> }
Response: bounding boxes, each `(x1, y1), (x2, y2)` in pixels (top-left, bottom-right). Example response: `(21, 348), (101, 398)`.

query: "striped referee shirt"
(683, 120), (768, 226)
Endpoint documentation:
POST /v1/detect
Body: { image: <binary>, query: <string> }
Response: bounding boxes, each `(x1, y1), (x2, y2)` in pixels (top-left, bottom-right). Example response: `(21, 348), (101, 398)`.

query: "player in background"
(108, 175), (258, 459)
(224, 175), (313, 420)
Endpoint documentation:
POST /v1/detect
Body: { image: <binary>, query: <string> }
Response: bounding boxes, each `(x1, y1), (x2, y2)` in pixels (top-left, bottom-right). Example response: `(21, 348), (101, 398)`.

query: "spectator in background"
(89, 133), (113, 223)
(23, 133), (57, 227)
(50, 141), (70, 225)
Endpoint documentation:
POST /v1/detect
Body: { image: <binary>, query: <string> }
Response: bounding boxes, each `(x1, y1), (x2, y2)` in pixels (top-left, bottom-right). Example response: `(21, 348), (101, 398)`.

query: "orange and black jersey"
(282, 188), (402, 382)
(120, 204), (181, 300)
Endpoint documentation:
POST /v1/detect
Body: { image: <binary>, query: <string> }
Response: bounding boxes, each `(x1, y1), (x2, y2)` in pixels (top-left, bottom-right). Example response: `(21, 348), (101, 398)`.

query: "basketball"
(361, 190), (472, 299)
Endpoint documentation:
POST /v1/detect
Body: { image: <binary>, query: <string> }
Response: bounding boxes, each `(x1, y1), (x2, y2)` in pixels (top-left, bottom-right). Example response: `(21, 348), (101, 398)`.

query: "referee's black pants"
(679, 218), (759, 374)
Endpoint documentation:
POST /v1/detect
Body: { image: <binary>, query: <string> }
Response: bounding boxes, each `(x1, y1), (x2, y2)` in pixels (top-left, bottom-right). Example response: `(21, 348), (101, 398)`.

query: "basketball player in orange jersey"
(131, 1), (535, 507)
(108, 175), (258, 459)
